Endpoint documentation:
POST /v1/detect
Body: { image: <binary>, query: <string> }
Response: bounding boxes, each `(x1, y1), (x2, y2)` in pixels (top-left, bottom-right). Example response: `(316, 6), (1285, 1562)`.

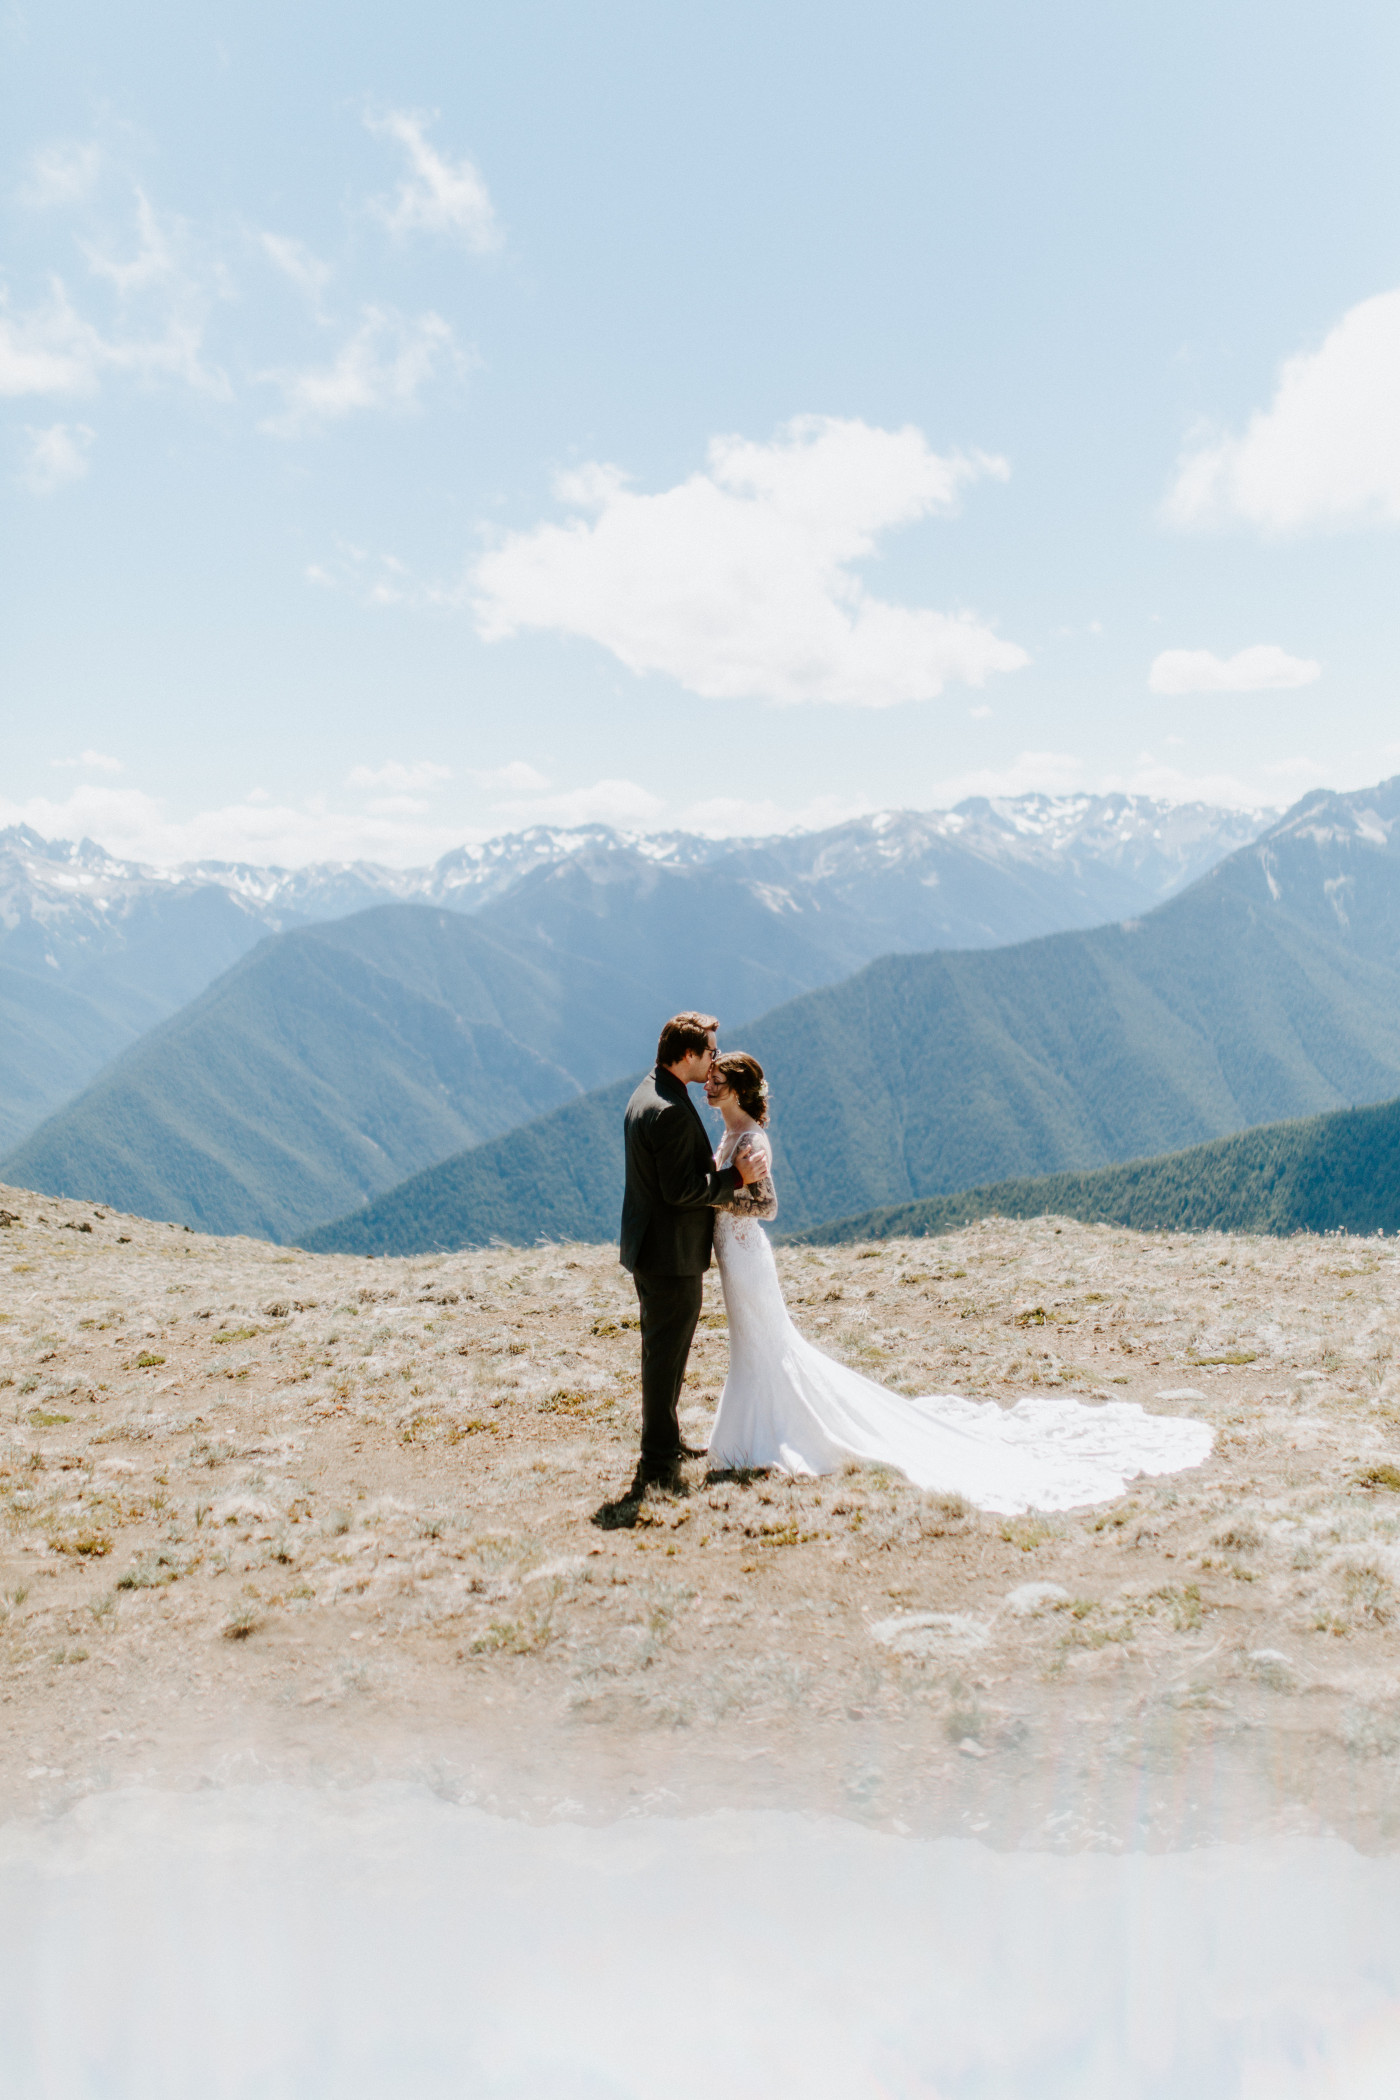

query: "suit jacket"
(619, 1064), (742, 1274)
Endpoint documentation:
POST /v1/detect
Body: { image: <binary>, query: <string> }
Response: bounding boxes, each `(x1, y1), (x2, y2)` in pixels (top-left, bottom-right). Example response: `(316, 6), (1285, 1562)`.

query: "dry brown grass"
(4, 1182), (1400, 1845)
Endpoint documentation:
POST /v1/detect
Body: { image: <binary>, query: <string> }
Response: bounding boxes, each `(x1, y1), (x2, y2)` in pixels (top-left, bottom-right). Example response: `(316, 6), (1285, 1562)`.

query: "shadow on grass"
(590, 1459), (706, 1530)
(590, 1484), (647, 1531)
(591, 1459), (773, 1531)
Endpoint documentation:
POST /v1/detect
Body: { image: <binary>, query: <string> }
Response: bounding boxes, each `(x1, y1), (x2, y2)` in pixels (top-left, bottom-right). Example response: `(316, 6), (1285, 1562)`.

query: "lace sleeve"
(723, 1131), (778, 1221)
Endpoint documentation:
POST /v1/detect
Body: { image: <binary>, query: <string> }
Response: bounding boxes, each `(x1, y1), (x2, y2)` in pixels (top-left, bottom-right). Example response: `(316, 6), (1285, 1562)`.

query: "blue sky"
(3, 0), (1399, 865)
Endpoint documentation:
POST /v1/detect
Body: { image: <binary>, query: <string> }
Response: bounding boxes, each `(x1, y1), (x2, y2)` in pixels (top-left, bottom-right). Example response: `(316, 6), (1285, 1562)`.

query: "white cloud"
(7, 136), (491, 440)
(0, 777), (668, 866)
(366, 110), (501, 252)
(2, 762), (600, 869)
(10, 751), (1375, 871)
(21, 141), (102, 209)
(51, 747), (122, 773)
(1165, 288), (1400, 531)
(260, 307), (460, 434)
(472, 415), (1027, 707)
(1107, 761), (1288, 810)
(926, 749), (1289, 814)
(300, 541), (462, 607)
(484, 777), (667, 829)
(364, 554), (418, 605)
(674, 790), (878, 838)
(110, 307), (223, 393)
(469, 763), (873, 836)
(20, 420), (94, 493)
(1261, 755), (1330, 786)
(260, 232), (333, 308)
(469, 760), (550, 794)
(0, 205), (226, 404)
(925, 750), (1090, 804)
(79, 190), (177, 296)
(0, 782), (476, 871)
(1148, 645), (1321, 695)
(0, 283), (105, 396)
(345, 760), (452, 793)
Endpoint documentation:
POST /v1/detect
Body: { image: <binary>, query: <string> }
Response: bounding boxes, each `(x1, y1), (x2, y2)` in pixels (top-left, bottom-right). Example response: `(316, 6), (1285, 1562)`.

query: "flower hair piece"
(713, 1051), (770, 1126)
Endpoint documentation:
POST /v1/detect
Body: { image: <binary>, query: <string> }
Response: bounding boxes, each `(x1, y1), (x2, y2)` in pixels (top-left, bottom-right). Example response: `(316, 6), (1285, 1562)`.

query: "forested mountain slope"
(3, 843), (961, 1239)
(3, 797), (1268, 1240)
(8, 830), (1025, 1240)
(305, 780), (1400, 1253)
(0, 795), (1263, 1149)
(0, 909), (583, 1241)
(789, 1094), (1400, 1244)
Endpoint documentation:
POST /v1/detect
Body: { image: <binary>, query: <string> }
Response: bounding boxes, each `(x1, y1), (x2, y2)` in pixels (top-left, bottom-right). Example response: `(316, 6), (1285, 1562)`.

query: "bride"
(702, 1053), (1212, 1515)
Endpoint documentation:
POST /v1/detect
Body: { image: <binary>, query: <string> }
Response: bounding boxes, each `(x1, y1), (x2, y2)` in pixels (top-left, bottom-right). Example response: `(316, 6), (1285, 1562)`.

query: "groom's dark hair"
(657, 1011), (719, 1065)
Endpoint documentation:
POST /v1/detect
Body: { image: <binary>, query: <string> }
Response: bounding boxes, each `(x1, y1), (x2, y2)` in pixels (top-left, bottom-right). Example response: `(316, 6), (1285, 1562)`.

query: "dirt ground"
(4, 1179), (1400, 1850)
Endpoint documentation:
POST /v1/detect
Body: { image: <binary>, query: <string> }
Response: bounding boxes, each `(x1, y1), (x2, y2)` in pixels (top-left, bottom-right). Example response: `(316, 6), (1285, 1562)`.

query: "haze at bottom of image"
(4, 1764), (1399, 2099)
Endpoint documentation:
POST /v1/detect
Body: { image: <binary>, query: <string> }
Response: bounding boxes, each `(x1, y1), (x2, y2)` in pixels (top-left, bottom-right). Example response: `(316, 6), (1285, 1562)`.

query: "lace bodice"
(716, 1127), (777, 1221)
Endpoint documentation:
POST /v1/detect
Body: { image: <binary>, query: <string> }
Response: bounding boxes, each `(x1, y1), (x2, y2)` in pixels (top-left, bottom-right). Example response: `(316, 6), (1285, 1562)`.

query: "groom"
(620, 1012), (762, 1489)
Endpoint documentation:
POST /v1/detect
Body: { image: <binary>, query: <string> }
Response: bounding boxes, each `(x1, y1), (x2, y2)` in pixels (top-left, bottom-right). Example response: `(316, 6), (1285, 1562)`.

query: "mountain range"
(299, 778), (1400, 1255)
(0, 795), (1264, 1153)
(788, 1091), (1400, 1245)
(19, 817), (1053, 1240)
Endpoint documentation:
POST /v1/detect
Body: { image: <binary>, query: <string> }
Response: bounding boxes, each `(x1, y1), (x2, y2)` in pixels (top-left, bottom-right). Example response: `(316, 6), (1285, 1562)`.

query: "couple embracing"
(619, 1012), (1213, 1513)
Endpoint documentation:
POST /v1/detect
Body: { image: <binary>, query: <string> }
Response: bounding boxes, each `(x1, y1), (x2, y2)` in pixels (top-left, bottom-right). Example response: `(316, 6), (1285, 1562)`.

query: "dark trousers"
(632, 1268), (703, 1465)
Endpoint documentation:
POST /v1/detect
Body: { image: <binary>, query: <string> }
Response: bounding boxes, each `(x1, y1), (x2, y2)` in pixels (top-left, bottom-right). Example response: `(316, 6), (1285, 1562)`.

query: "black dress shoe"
(678, 1442), (708, 1460)
(634, 1457), (684, 1494)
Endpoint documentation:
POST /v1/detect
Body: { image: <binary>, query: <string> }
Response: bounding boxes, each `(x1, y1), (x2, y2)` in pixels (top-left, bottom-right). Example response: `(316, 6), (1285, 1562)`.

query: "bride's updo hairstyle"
(713, 1051), (769, 1126)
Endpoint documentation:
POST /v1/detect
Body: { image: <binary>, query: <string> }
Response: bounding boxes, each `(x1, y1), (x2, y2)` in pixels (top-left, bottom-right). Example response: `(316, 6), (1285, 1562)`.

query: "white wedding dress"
(706, 1129), (1212, 1515)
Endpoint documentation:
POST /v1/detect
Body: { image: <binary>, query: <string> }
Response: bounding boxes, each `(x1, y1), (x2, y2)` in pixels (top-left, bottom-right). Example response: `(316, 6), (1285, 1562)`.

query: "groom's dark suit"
(621, 1064), (742, 1469)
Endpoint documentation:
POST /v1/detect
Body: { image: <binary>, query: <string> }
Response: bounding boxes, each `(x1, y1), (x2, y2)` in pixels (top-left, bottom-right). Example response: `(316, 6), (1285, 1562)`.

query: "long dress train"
(705, 1130), (1211, 1516)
